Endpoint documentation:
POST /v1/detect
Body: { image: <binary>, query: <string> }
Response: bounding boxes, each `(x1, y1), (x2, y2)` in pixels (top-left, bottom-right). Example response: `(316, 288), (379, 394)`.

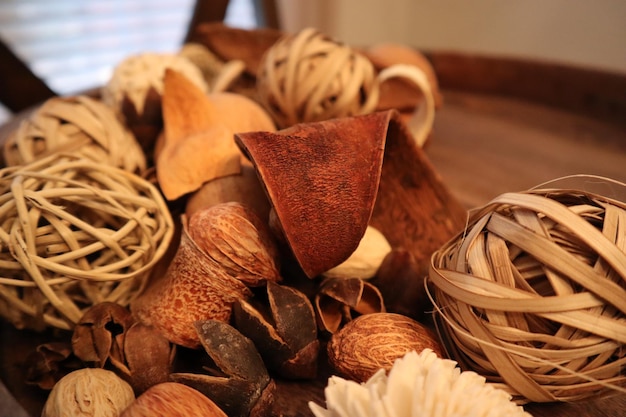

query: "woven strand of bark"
(2, 96), (146, 174)
(0, 153), (173, 331)
(429, 186), (626, 403)
(257, 28), (436, 148)
(257, 28), (380, 128)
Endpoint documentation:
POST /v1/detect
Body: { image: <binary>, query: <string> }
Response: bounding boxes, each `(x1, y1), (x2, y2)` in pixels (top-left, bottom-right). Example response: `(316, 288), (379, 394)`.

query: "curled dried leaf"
(315, 277), (385, 334)
(171, 320), (275, 417)
(234, 281), (320, 379)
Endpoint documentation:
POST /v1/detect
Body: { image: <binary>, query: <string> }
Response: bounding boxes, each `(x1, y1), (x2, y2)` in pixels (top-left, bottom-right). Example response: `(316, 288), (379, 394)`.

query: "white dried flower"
(309, 349), (532, 417)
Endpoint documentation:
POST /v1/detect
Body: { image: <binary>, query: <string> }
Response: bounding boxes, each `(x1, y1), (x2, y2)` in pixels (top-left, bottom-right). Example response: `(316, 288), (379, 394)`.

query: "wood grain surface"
(1, 53), (626, 416)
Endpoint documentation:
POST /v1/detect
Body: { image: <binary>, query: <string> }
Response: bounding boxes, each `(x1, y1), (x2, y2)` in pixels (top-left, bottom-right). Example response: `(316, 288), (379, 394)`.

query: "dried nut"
(42, 368), (135, 417)
(327, 312), (444, 383)
(171, 320), (276, 417)
(120, 382), (227, 417)
(371, 248), (431, 320)
(323, 226), (391, 280)
(117, 322), (175, 395)
(315, 277), (385, 334)
(188, 202), (281, 286)
(234, 281), (320, 379)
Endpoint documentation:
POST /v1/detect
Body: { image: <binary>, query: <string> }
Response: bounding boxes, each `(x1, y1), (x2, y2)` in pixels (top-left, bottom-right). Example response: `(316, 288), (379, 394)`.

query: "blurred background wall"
(277, 0), (626, 74)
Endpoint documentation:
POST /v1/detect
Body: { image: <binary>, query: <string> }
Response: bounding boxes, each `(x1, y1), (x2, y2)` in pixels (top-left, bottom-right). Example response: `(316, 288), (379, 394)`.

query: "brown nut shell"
(120, 382), (227, 417)
(188, 202), (281, 286)
(327, 312), (443, 383)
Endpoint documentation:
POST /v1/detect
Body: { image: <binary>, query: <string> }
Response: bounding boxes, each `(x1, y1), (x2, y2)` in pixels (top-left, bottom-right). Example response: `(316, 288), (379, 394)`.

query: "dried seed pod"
(235, 113), (386, 278)
(327, 312), (444, 383)
(71, 302), (135, 368)
(187, 202), (281, 286)
(101, 52), (209, 154)
(71, 302), (174, 394)
(120, 382), (227, 417)
(171, 320), (276, 417)
(315, 277), (385, 334)
(234, 281), (320, 379)
(42, 368), (135, 417)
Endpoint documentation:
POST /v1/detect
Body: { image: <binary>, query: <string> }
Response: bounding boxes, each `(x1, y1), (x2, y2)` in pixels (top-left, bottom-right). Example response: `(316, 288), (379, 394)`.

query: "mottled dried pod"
(315, 277), (385, 334)
(24, 342), (82, 390)
(327, 312), (444, 383)
(187, 202), (281, 286)
(234, 281), (320, 379)
(131, 218), (251, 348)
(42, 368), (135, 417)
(171, 320), (276, 417)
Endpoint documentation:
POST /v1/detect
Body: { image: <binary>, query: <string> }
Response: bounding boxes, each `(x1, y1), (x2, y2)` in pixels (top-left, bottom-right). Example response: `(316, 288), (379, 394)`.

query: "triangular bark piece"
(369, 111), (467, 277)
(235, 113), (387, 277)
(236, 110), (467, 280)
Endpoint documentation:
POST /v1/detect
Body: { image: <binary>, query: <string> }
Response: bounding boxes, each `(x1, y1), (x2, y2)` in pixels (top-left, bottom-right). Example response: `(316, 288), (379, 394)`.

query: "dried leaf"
(171, 320), (274, 417)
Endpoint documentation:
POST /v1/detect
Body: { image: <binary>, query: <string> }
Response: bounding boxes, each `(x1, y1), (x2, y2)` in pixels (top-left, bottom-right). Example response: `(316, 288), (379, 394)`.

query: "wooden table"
(1, 52), (626, 416)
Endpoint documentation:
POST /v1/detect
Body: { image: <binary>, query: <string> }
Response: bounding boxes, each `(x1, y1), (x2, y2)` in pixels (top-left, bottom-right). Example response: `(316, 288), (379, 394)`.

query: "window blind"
(0, 0), (257, 123)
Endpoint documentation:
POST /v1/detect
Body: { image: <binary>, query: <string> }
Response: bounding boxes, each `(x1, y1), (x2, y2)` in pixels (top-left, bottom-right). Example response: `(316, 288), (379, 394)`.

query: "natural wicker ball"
(0, 153), (174, 331)
(3, 95), (146, 174)
(429, 186), (626, 403)
(257, 28), (380, 128)
(101, 52), (209, 153)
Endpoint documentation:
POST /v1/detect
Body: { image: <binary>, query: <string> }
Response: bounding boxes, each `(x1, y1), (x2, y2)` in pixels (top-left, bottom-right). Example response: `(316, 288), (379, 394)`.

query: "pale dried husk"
(429, 177), (626, 403)
(0, 153), (174, 331)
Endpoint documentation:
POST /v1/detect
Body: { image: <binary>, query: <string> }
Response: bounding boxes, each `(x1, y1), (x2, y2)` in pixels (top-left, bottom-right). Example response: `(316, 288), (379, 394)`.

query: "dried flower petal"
(24, 342), (82, 390)
(309, 349), (532, 417)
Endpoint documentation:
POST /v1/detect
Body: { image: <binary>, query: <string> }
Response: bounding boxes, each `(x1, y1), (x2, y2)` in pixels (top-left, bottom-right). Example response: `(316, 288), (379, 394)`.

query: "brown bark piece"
(235, 113), (387, 278)
(236, 110), (466, 280)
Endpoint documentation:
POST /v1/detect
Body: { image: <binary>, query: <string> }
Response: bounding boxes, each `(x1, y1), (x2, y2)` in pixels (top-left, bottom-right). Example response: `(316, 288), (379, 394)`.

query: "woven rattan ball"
(257, 28), (380, 128)
(3, 95), (146, 174)
(429, 185), (626, 403)
(0, 153), (174, 331)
